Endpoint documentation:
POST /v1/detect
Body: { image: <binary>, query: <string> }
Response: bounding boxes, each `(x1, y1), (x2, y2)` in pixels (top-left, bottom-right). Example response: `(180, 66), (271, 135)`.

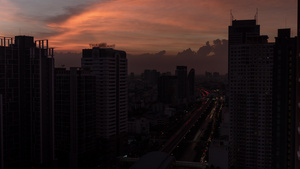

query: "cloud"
(43, 0), (233, 52)
(0, 0), (20, 22)
(0, 0), (297, 54)
(127, 39), (228, 75)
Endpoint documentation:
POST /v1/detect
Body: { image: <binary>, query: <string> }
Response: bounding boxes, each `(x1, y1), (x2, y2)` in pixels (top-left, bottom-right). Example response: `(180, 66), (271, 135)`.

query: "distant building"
(0, 36), (54, 168)
(213, 72), (220, 78)
(81, 47), (128, 161)
(143, 69), (160, 86)
(128, 118), (150, 135)
(176, 66), (187, 102)
(54, 67), (97, 169)
(228, 19), (274, 169)
(187, 68), (195, 101)
(158, 75), (178, 104)
(205, 71), (212, 78)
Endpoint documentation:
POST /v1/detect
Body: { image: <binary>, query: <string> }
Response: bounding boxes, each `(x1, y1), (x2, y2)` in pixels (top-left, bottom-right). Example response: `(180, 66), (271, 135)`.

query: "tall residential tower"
(0, 36), (54, 169)
(272, 29), (297, 169)
(228, 20), (274, 169)
(296, 0), (300, 168)
(81, 46), (128, 163)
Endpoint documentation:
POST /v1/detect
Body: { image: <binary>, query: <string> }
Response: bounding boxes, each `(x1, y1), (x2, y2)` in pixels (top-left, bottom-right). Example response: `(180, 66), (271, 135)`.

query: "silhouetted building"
(296, 0), (300, 167)
(143, 69), (160, 86)
(176, 66), (187, 103)
(0, 94), (3, 169)
(205, 71), (212, 78)
(158, 75), (178, 104)
(81, 47), (128, 164)
(0, 36), (54, 169)
(229, 19), (274, 169)
(213, 72), (220, 78)
(187, 68), (195, 101)
(272, 29), (296, 169)
(54, 67), (97, 169)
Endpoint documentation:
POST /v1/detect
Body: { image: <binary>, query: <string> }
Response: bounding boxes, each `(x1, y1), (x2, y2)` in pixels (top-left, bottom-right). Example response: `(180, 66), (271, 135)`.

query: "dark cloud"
(127, 39), (228, 75)
(197, 41), (212, 57)
(177, 48), (196, 57)
(45, 0), (114, 24)
(53, 39), (228, 75)
(45, 4), (90, 24)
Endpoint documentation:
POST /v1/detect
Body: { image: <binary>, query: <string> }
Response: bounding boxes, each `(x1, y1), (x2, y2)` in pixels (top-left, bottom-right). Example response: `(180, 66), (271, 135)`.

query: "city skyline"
(0, 0), (297, 55)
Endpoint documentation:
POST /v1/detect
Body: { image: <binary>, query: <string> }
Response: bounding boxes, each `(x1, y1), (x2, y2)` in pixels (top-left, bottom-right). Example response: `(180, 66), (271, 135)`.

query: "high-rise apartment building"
(0, 94), (3, 169)
(272, 29), (296, 169)
(296, 1), (300, 168)
(54, 67), (97, 169)
(158, 75), (178, 104)
(81, 46), (128, 160)
(187, 68), (195, 101)
(0, 36), (54, 169)
(176, 66), (187, 103)
(228, 20), (274, 169)
(143, 69), (160, 86)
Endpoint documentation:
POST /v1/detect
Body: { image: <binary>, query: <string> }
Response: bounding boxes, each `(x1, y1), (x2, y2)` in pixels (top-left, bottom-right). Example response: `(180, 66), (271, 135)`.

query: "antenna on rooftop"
(230, 9), (234, 25)
(255, 8), (258, 24)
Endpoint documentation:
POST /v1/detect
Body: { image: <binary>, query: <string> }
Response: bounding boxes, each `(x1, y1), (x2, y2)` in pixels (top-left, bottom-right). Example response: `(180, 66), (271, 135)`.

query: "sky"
(0, 0), (298, 74)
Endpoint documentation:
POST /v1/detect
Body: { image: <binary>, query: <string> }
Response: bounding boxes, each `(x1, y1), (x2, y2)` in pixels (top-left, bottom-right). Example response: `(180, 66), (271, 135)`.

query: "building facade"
(81, 47), (128, 161)
(272, 29), (296, 169)
(296, 0), (300, 168)
(228, 20), (274, 169)
(158, 75), (178, 104)
(54, 67), (97, 169)
(0, 36), (54, 169)
(176, 66), (187, 103)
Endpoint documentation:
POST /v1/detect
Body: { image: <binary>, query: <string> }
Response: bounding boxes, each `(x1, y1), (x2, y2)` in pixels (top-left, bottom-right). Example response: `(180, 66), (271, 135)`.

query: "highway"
(160, 98), (213, 154)
(179, 101), (219, 161)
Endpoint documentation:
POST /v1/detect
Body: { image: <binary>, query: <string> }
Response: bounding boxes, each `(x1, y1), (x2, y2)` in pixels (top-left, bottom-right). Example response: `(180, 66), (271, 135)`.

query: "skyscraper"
(158, 75), (178, 104)
(54, 67), (97, 169)
(176, 66), (187, 103)
(228, 19), (274, 169)
(81, 46), (128, 162)
(272, 29), (296, 169)
(0, 36), (54, 169)
(296, 0), (300, 168)
(0, 94), (3, 169)
(187, 68), (195, 101)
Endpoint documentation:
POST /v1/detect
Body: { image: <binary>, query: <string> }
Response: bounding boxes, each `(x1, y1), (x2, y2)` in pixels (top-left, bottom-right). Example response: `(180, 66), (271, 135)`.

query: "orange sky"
(0, 0), (298, 54)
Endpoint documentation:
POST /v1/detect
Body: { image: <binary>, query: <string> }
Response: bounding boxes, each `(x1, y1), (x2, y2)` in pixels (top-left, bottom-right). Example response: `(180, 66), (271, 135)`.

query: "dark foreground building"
(272, 29), (297, 169)
(54, 67), (97, 169)
(228, 19), (274, 169)
(0, 36), (54, 169)
(296, 1), (300, 168)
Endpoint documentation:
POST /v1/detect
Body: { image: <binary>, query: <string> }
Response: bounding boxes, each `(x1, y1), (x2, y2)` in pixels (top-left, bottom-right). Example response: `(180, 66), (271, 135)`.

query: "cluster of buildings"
(158, 66), (195, 105)
(2, 6), (300, 169)
(127, 67), (195, 138)
(0, 37), (127, 169)
(221, 15), (300, 169)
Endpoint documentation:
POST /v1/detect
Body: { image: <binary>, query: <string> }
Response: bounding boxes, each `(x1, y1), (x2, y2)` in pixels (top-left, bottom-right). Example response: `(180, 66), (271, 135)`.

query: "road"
(160, 99), (213, 154)
(179, 101), (218, 161)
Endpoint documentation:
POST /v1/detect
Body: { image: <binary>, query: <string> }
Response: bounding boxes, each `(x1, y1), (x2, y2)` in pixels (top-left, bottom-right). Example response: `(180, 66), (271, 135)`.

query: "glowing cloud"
(0, 0), (297, 54)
